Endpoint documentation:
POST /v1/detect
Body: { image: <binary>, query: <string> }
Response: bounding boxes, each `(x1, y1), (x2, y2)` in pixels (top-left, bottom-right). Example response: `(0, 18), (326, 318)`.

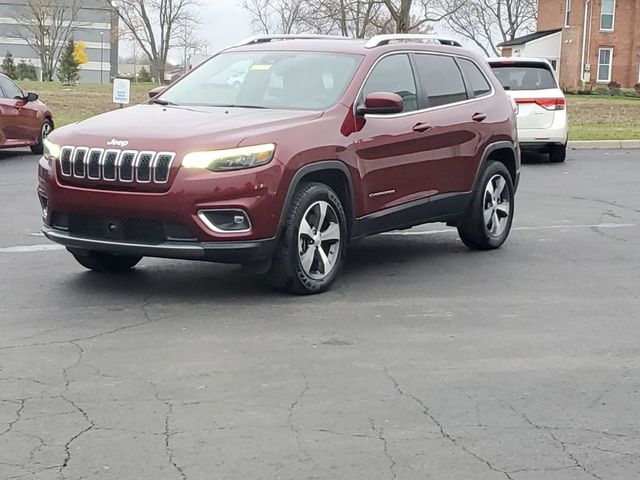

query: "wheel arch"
(473, 141), (519, 193)
(278, 161), (356, 237)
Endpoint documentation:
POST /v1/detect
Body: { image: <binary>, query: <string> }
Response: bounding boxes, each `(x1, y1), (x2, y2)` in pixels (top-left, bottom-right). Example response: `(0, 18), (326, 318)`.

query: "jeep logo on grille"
(107, 138), (129, 147)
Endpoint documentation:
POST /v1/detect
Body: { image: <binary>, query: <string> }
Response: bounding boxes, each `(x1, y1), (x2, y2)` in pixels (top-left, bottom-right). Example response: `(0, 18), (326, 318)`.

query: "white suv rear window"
(490, 63), (557, 91)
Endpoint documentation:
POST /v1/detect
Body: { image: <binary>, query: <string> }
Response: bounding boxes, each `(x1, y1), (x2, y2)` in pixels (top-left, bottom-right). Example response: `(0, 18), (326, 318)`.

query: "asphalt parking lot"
(1, 148), (639, 480)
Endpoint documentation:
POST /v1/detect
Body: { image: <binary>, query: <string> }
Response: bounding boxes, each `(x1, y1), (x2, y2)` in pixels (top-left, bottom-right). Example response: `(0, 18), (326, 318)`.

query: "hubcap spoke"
(300, 248), (315, 272)
(320, 222), (340, 242)
(493, 176), (505, 198)
(484, 174), (510, 237)
(483, 207), (493, 226)
(316, 202), (327, 231)
(317, 246), (331, 274)
(496, 201), (510, 216)
(491, 211), (501, 235)
(299, 217), (314, 239)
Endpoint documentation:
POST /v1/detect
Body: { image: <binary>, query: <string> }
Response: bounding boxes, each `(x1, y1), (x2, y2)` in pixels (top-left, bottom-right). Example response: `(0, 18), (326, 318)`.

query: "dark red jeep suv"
(38, 34), (520, 294)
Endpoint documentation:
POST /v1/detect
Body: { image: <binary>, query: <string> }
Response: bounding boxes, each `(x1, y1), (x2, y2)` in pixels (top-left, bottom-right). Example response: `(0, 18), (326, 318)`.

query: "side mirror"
(26, 92), (38, 102)
(357, 92), (403, 116)
(148, 86), (168, 98)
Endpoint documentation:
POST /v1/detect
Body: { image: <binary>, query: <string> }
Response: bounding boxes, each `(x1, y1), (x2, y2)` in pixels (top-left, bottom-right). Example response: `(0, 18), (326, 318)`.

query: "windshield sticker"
(250, 64), (272, 71)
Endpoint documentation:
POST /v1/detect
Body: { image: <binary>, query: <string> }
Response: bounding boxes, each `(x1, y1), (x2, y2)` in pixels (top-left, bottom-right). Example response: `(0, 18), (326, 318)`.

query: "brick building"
(500, 0), (640, 89)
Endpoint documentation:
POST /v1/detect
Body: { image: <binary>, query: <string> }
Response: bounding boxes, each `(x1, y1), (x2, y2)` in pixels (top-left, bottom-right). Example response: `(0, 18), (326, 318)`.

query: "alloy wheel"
(298, 200), (341, 280)
(483, 174), (510, 237)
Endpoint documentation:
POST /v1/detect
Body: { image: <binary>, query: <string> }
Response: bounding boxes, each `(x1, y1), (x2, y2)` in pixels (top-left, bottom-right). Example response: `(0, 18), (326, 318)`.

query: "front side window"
(600, 0), (615, 30)
(458, 58), (492, 98)
(0, 77), (23, 99)
(414, 54), (467, 107)
(597, 48), (613, 82)
(361, 54), (418, 113)
(159, 51), (362, 110)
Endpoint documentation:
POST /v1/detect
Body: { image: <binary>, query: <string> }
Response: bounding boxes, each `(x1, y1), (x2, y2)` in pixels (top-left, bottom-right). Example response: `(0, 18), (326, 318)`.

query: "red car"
(39, 34), (520, 294)
(0, 73), (53, 154)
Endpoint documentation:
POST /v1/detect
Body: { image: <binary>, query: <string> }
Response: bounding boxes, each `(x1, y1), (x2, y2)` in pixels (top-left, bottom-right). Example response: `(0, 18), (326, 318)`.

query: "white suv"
(488, 58), (568, 162)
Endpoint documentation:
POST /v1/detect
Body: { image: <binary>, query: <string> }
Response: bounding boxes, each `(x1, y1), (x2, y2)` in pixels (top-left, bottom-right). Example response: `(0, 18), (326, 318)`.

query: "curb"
(568, 140), (640, 149)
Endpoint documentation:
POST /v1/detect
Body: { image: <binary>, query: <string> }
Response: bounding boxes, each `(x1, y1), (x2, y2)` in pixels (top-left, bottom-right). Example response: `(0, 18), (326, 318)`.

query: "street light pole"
(100, 31), (104, 84)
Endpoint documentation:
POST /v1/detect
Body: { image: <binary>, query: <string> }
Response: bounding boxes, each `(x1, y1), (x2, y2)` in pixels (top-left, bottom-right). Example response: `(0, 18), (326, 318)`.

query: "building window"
(597, 48), (613, 82)
(565, 0), (572, 26)
(600, 0), (615, 31)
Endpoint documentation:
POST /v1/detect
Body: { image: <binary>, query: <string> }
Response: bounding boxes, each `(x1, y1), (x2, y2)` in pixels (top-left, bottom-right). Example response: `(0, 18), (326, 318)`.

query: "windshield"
(490, 64), (558, 91)
(159, 51), (363, 110)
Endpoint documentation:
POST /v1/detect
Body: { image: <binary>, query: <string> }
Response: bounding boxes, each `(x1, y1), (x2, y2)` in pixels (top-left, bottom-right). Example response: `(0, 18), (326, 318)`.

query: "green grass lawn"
(17, 81), (157, 128)
(566, 94), (640, 140)
(15, 82), (640, 141)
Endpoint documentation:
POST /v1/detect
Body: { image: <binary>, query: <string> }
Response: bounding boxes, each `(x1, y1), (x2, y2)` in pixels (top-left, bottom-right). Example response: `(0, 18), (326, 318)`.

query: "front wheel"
(269, 182), (347, 294)
(69, 249), (142, 273)
(31, 119), (52, 155)
(457, 161), (514, 250)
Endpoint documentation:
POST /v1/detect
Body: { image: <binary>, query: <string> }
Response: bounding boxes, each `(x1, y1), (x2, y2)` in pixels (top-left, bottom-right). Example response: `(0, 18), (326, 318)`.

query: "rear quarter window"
(490, 63), (558, 91)
(458, 58), (492, 97)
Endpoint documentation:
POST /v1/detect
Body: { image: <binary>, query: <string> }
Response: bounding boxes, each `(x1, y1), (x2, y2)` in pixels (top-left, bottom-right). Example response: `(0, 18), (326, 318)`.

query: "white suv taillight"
(515, 97), (566, 111)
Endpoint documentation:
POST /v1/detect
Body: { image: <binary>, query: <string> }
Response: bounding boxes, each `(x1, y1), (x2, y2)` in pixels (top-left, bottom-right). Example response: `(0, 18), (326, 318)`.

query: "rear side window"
(458, 58), (492, 97)
(490, 64), (557, 90)
(361, 54), (418, 113)
(414, 54), (467, 107)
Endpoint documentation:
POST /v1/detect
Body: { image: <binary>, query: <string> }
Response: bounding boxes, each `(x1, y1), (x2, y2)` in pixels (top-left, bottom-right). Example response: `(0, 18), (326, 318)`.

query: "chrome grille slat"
(72, 148), (88, 178)
(61, 146), (175, 185)
(60, 147), (74, 176)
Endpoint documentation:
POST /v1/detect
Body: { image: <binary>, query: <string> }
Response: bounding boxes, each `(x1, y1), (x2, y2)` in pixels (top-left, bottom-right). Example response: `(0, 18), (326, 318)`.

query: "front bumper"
(43, 226), (277, 264)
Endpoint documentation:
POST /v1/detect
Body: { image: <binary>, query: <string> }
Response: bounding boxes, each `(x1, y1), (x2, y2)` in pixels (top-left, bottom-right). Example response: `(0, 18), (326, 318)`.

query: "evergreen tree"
(137, 66), (151, 83)
(1, 52), (17, 79)
(57, 39), (81, 85)
(16, 60), (38, 81)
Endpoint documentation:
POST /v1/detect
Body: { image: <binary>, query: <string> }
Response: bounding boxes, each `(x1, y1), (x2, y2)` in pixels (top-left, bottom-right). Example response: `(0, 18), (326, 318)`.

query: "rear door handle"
(472, 112), (487, 122)
(412, 122), (432, 133)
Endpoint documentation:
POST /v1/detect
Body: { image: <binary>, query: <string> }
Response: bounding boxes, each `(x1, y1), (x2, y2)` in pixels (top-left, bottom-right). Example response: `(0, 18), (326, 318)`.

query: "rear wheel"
(30, 119), (52, 155)
(269, 182), (347, 294)
(549, 144), (566, 163)
(69, 249), (142, 273)
(457, 161), (514, 250)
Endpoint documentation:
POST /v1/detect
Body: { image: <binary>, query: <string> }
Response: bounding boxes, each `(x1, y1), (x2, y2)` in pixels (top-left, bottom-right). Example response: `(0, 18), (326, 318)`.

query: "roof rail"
(235, 34), (351, 46)
(365, 34), (462, 48)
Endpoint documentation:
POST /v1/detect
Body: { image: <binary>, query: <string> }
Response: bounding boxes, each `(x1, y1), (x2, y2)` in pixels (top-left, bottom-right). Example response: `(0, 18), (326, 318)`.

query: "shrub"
(635, 83), (640, 95)
(16, 60), (37, 81)
(137, 66), (151, 83)
(607, 81), (621, 96)
(593, 87), (609, 96)
(1, 52), (17, 79)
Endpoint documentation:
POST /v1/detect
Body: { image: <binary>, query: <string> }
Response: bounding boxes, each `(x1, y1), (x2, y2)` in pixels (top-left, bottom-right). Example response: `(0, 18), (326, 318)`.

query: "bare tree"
(303, 0), (388, 37)
(11, 0), (80, 81)
(110, 0), (199, 83)
(174, 20), (208, 74)
(241, 0), (310, 34)
(379, 0), (462, 33)
(446, 0), (537, 55)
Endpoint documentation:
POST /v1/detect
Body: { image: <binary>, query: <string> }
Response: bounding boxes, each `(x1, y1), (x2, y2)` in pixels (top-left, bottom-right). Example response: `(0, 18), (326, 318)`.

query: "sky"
(198, 1), (253, 53)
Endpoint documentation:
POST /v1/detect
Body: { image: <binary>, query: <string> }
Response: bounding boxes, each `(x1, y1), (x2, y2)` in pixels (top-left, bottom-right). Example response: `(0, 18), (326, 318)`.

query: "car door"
(353, 53), (432, 214)
(0, 76), (38, 144)
(410, 53), (480, 198)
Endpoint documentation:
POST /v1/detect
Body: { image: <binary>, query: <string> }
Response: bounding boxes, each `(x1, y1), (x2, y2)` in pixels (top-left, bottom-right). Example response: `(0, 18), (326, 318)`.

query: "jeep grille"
(59, 146), (175, 184)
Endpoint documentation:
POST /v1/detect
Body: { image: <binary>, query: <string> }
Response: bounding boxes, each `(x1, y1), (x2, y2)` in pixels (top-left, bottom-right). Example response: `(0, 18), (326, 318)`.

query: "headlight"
(43, 138), (61, 163)
(182, 143), (276, 172)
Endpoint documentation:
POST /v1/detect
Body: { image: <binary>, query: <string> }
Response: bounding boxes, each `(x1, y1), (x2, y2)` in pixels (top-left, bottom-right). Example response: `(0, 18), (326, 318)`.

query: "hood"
(49, 104), (324, 151)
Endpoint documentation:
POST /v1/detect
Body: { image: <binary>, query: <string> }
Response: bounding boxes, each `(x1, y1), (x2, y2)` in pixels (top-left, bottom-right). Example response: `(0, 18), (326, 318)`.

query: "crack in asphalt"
(506, 404), (604, 480)
(384, 368), (514, 480)
(58, 395), (95, 476)
(153, 386), (188, 480)
(0, 399), (25, 437)
(370, 419), (397, 480)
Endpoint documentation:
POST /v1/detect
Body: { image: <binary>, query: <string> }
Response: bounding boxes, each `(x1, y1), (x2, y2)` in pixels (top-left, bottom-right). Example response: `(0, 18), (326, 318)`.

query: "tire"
(457, 161), (514, 250)
(549, 144), (566, 163)
(268, 182), (347, 294)
(69, 249), (142, 273)
(31, 119), (53, 155)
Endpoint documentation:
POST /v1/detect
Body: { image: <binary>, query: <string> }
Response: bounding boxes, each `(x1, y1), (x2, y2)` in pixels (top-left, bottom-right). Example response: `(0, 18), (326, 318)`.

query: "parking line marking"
(382, 223), (638, 236)
(0, 244), (65, 253)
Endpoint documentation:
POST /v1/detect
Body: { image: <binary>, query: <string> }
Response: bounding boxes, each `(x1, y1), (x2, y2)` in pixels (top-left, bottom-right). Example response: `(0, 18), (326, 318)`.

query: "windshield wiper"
(150, 98), (177, 106)
(211, 104), (267, 109)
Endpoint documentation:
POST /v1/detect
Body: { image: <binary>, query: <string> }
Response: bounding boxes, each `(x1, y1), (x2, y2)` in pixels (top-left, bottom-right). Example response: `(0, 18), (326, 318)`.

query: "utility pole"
(100, 31), (104, 83)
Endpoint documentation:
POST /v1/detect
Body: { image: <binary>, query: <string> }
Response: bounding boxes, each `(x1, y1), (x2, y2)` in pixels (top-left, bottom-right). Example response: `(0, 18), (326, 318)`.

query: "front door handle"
(412, 122), (432, 133)
(472, 112), (487, 122)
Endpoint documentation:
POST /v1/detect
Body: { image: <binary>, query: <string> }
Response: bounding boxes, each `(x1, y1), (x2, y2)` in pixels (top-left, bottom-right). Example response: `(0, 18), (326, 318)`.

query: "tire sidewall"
(472, 162), (515, 248)
(285, 184), (347, 293)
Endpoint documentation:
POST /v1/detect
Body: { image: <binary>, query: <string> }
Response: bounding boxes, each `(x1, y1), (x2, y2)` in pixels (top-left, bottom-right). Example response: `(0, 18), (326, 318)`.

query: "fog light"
(198, 209), (251, 233)
(38, 193), (48, 218)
